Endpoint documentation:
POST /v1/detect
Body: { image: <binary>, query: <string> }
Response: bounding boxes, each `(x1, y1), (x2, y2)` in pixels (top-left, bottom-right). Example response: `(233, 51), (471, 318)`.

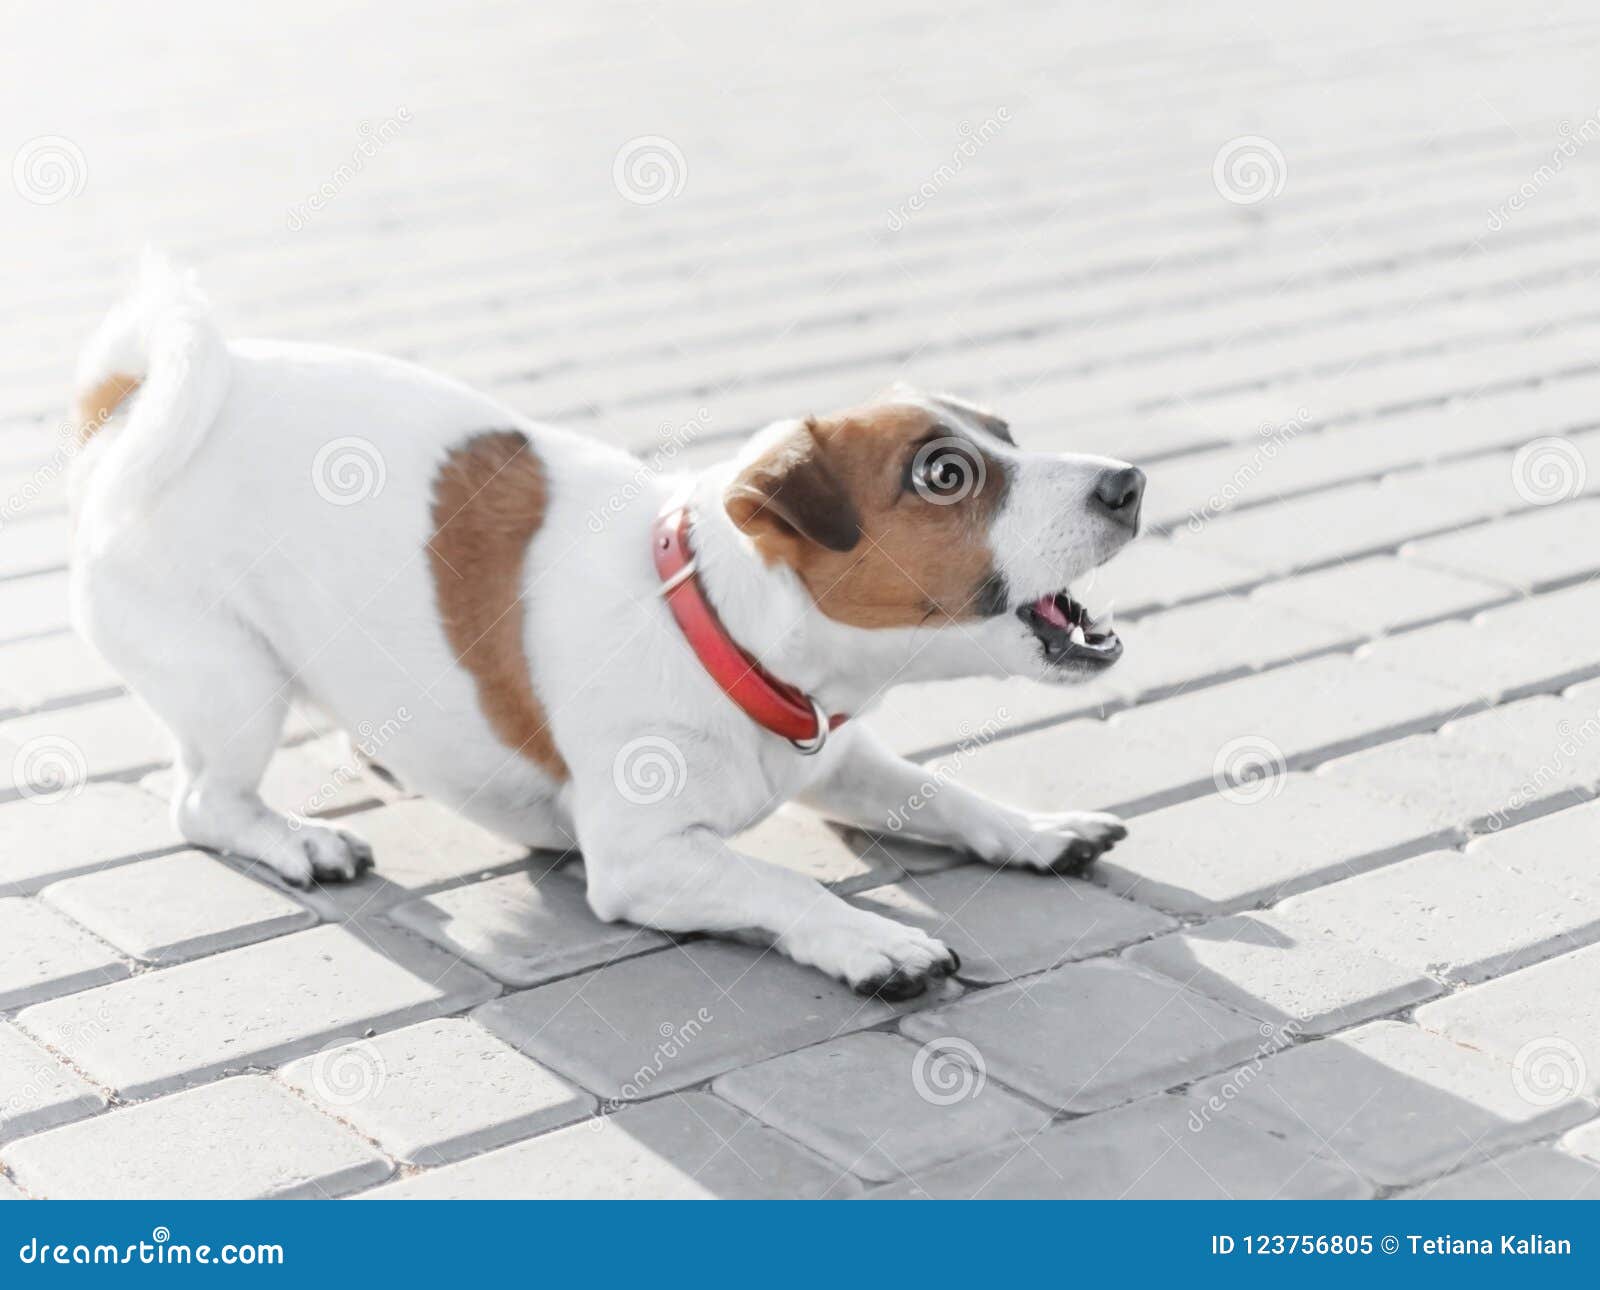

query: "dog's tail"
(73, 250), (229, 525)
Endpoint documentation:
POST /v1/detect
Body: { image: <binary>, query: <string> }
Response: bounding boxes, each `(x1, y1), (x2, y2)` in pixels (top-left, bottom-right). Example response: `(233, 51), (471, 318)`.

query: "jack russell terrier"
(68, 258), (1144, 999)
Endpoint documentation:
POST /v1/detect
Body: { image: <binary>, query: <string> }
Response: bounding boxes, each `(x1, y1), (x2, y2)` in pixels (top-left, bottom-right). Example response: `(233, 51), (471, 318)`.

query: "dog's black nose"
(1092, 465), (1145, 527)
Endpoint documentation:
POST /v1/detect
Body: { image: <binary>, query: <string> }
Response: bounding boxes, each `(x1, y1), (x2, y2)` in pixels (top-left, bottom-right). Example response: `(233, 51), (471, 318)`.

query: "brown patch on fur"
(725, 403), (1009, 628)
(75, 372), (141, 444)
(427, 430), (569, 780)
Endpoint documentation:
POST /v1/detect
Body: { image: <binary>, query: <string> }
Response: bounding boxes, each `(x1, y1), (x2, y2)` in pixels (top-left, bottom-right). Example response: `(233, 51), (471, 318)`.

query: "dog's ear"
(724, 419), (861, 554)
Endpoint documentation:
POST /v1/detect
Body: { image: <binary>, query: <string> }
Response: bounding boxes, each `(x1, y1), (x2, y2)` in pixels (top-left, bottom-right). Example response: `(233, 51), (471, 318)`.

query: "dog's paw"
(782, 911), (959, 1001)
(273, 824), (375, 887)
(976, 810), (1127, 875)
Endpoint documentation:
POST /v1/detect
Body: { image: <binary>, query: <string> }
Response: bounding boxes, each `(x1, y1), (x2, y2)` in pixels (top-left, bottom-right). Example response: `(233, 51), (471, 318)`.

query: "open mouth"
(1018, 591), (1122, 667)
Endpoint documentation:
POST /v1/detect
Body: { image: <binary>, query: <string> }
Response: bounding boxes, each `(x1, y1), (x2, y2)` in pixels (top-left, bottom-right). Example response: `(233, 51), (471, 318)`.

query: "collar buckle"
(787, 695), (831, 755)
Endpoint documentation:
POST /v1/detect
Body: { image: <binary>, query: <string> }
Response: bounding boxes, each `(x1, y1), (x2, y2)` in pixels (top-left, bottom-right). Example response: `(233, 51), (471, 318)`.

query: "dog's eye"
(910, 439), (985, 505)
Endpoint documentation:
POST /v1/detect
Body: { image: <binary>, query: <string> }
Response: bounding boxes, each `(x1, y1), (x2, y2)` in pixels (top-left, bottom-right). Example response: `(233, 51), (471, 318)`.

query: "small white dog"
(69, 258), (1144, 998)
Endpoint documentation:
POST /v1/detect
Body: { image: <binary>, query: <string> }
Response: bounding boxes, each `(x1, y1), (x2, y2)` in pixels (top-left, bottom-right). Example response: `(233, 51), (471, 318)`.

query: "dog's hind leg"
(74, 566), (372, 887)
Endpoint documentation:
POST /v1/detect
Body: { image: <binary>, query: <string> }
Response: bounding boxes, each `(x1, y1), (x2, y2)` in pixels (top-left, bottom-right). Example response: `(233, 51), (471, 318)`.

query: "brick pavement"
(4, 2), (1600, 1197)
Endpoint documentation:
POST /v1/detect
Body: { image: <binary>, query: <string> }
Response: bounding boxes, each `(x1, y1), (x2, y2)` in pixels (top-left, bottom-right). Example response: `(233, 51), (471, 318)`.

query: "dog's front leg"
(800, 727), (1126, 875)
(579, 814), (957, 999)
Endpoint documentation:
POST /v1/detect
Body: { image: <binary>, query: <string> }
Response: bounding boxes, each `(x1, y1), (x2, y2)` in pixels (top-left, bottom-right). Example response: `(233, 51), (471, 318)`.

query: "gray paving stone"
(1404, 500), (1600, 591)
(0, 513), (67, 581)
(1464, 799), (1600, 900)
(0, 783), (182, 894)
(0, 898), (128, 1008)
(1441, 692), (1600, 813)
(0, 1023), (104, 1142)
(389, 867), (665, 988)
(1316, 731), (1592, 835)
(1127, 912), (1439, 1037)
(1415, 943), (1600, 1102)
(873, 1093), (1370, 1199)
(836, 826), (972, 884)
(928, 714), (1204, 819)
(476, 942), (937, 1101)
(864, 675), (1115, 759)
(1095, 773), (1449, 914)
(1250, 554), (1515, 634)
(1081, 537), (1262, 615)
(1565, 1117), (1600, 1164)
(1186, 1021), (1595, 1188)
(43, 851), (313, 963)
(363, 1093), (857, 1199)
(2, 1076), (391, 1199)
(1174, 479), (1485, 575)
(16, 924), (497, 1098)
(1489, 580), (1600, 644)
(1104, 654), (1478, 792)
(934, 656), (1440, 825)
(278, 1018), (592, 1166)
(714, 1032), (1047, 1182)
(901, 958), (1266, 1114)
(851, 864), (1173, 983)
(1397, 448), (1556, 518)
(1357, 618), (1599, 704)
(0, 572), (70, 644)
(1104, 598), (1358, 702)
(141, 734), (399, 823)
(0, 635), (122, 714)
(1399, 1145), (1600, 1199)
(1275, 847), (1600, 985)
(734, 806), (900, 890)
(242, 797), (535, 921)
(0, 697), (170, 802)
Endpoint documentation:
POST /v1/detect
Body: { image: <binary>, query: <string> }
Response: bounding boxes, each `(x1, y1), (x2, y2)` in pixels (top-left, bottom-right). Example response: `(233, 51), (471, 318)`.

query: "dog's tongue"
(1034, 593), (1070, 629)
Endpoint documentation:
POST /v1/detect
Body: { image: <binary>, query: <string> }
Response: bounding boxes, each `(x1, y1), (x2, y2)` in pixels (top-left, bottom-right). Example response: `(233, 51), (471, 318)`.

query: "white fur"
(70, 262), (1139, 994)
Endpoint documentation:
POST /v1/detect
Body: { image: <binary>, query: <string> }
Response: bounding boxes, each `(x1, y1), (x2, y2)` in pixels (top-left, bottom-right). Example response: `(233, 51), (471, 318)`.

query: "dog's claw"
(854, 950), (955, 1001)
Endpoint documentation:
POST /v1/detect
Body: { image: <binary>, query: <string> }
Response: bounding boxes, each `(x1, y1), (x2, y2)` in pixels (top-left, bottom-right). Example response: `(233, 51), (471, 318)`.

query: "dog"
(68, 257), (1144, 999)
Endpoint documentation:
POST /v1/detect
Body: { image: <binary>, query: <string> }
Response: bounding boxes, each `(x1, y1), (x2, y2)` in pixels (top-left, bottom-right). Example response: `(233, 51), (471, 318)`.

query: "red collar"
(651, 501), (848, 753)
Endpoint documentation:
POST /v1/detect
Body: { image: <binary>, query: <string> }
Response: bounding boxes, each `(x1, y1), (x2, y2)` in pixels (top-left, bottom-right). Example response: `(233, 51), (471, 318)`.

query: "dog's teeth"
(1069, 625), (1086, 646)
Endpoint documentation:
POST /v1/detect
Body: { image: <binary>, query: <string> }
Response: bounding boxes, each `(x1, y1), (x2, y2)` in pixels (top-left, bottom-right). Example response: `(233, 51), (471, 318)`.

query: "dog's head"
(724, 387), (1143, 683)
